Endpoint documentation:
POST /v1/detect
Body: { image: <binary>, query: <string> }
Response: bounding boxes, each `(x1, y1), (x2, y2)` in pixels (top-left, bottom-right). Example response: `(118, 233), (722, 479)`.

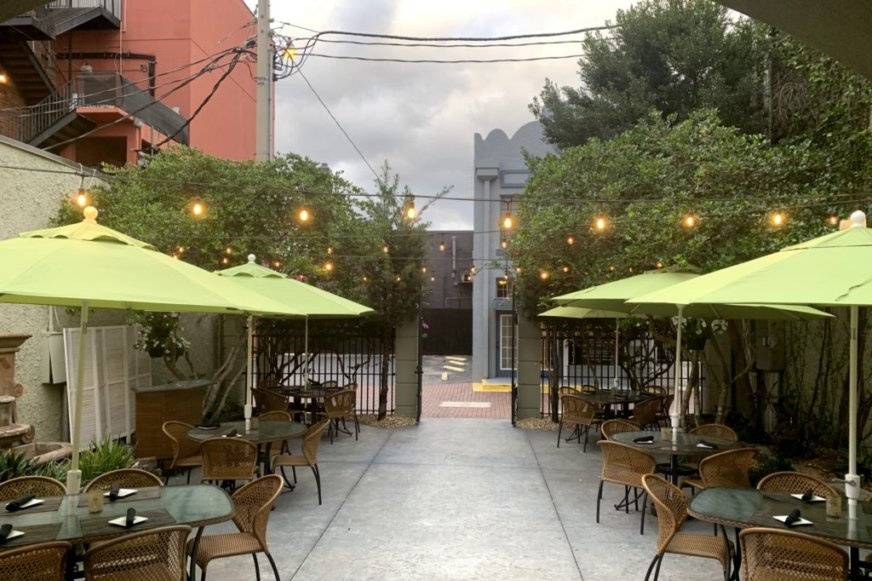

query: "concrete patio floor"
(186, 419), (726, 580)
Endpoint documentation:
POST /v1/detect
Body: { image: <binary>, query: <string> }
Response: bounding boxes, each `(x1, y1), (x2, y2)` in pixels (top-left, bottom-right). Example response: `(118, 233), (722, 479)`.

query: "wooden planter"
(133, 379), (210, 460)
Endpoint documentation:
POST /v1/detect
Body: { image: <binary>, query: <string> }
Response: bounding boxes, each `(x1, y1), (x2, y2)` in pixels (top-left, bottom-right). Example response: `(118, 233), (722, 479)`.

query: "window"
(499, 313), (518, 371)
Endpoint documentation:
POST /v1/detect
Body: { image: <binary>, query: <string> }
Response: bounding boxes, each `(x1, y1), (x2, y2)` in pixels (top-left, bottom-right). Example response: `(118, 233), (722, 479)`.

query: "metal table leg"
(188, 526), (204, 581)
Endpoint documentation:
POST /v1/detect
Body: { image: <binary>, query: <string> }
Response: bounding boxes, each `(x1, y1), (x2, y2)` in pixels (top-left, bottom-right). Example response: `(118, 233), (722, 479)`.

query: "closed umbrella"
(629, 210), (872, 499)
(0, 208), (294, 493)
(215, 255), (373, 426)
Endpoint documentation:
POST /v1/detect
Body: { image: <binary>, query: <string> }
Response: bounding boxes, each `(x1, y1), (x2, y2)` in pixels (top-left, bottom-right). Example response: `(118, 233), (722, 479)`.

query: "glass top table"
(578, 390), (649, 407)
(612, 430), (735, 483)
(0, 484), (232, 548)
(187, 419), (307, 443)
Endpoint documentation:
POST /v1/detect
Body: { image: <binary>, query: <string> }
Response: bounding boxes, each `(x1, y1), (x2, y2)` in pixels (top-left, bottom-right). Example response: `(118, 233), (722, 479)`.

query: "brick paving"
(421, 382), (510, 419)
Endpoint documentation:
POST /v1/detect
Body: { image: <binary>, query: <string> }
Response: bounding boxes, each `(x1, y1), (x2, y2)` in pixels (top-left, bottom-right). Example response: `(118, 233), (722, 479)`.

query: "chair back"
(200, 437), (258, 482)
(84, 525), (191, 581)
(161, 421), (201, 469)
(84, 468), (163, 493)
(258, 410), (292, 423)
(740, 527), (848, 581)
(756, 471), (839, 500)
(698, 447), (758, 489)
(0, 475), (65, 501)
(579, 385), (597, 394)
(557, 386), (581, 397)
(631, 397), (660, 427)
(689, 423), (738, 443)
(600, 419), (640, 440)
(641, 385), (666, 397)
(598, 440), (656, 486)
(560, 394), (597, 426)
(659, 394), (674, 417)
(302, 420), (330, 465)
(231, 474), (283, 550)
(0, 540), (70, 580)
(324, 389), (356, 419)
(642, 474), (688, 556)
(252, 388), (288, 414)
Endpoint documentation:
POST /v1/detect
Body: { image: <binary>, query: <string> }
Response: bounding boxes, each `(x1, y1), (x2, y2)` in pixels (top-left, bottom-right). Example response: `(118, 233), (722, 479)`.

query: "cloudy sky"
(248, 1), (635, 229)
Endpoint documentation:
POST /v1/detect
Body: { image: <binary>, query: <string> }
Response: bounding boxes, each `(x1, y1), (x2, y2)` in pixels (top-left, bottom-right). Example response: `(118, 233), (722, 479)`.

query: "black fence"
(540, 319), (705, 419)
(252, 319), (395, 416)
(422, 308), (472, 355)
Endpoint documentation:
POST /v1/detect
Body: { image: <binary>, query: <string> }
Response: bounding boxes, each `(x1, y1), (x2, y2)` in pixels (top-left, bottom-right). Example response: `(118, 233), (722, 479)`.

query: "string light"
(296, 207), (312, 224)
(429, 276), (435, 282)
(176, 246), (185, 254)
(73, 188), (89, 208)
(682, 214), (698, 229)
(404, 202), (417, 221)
(539, 271), (550, 281)
(593, 215), (608, 233)
(515, 266), (522, 274)
(438, 241), (446, 252)
(189, 199), (206, 218)
(501, 214), (515, 230)
(421, 266), (427, 273)
(382, 244), (390, 254)
(656, 261), (663, 269)
(224, 246), (233, 255)
(566, 235), (575, 245)
(362, 275), (368, 282)
(272, 260), (282, 268)
(609, 265), (615, 272)
(828, 215), (839, 226)
(221, 257), (230, 265)
(561, 265), (570, 273)
(395, 275), (401, 282)
(323, 261), (334, 272)
(769, 211), (786, 228)
(500, 239), (508, 249)
(326, 246), (333, 255)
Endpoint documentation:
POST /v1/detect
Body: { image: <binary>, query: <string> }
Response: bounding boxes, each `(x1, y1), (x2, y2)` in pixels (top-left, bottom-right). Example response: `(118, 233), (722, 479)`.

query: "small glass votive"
(87, 488), (104, 514)
(826, 494), (843, 519)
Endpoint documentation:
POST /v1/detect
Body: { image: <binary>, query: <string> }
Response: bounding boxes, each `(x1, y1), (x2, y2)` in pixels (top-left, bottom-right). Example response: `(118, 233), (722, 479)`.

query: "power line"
(304, 53), (586, 65)
(277, 22), (617, 42)
(297, 70), (380, 181)
(288, 37), (597, 49)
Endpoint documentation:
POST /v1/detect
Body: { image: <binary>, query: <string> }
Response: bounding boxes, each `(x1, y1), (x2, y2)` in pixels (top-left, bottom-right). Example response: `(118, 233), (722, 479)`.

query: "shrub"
(80, 439), (135, 484)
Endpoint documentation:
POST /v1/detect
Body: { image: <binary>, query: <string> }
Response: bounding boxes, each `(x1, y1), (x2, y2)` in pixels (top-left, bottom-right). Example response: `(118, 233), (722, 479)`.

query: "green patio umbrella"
(215, 255), (373, 425)
(0, 208), (295, 494)
(628, 210), (872, 499)
(552, 270), (832, 428)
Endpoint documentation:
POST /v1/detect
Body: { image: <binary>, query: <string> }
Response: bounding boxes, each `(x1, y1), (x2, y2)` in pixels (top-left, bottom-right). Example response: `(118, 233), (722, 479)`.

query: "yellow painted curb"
(472, 381), (511, 393)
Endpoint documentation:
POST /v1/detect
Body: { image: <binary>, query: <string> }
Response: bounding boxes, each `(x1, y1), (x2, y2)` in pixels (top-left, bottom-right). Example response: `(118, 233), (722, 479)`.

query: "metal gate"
(252, 319), (396, 416)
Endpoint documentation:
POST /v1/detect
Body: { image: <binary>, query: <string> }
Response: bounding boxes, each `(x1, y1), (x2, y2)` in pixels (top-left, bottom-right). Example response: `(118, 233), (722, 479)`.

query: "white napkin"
(108, 515), (149, 527)
(696, 442), (714, 449)
(774, 514), (813, 526)
(790, 493), (825, 503)
(104, 488), (137, 499)
(2, 530), (24, 541)
(5, 498), (44, 510)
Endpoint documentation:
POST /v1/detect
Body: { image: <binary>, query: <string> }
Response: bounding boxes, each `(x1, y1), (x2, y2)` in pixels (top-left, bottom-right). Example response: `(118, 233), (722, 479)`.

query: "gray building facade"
(472, 122), (556, 380)
(422, 231), (473, 355)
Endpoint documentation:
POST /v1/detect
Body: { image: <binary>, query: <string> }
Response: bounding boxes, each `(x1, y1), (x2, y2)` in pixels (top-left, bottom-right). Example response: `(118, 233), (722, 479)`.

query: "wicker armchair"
(739, 527), (847, 581)
(689, 423), (738, 443)
(641, 385), (666, 397)
(557, 386), (581, 397)
(682, 447), (758, 492)
(557, 394), (599, 452)
(258, 411), (293, 458)
(161, 421), (203, 485)
(757, 471), (839, 500)
(0, 475), (65, 501)
(84, 468), (163, 493)
(323, 388), (359, 444)
(596, 440), (656, 535)
(631, 398), (661, 430)
(641, 474), (731, 581)
(83, 525), (190, 581)
(189, 474), (283, 581)
(252, 388), (289, 415)
(600, 419), (640, 441)
(656, 394), (674, 426)
(200, 437), (259, 490)
(273, 419), (329, 504)
(0, 540), (70, 581)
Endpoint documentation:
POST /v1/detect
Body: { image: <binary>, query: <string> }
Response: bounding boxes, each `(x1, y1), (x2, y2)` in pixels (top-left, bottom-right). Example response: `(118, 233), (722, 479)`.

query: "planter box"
(133, 379), (210, 460)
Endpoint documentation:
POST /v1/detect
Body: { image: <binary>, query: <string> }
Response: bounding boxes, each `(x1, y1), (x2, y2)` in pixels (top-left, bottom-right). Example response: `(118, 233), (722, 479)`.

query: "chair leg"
(329, 420), (335, 445)
(653, 553), (664, 581)
(556, 420), (563, 447)
(640, 492), (647, 535)
(623, 486), (630, 514)
(354, 414), (360, 440)
(596, 480), (604, 523)
(312, 464), (322, 505)
(292, 465), (297, 483)
(186, 469), (192, 485)
(278, 466), (295, 489)
(265, 552), (280, 581)
(253, 553), (261, 581)
(582, 425), (590, 453)
(644, 555), (661, 581)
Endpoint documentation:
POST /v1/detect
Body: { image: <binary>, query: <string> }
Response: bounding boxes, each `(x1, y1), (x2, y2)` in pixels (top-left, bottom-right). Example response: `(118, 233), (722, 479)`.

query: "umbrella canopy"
(629, 211), (871, 500)
(538, 306), (630, 319)
(552, 271), (698, 312)
(0, 208), (295, 493)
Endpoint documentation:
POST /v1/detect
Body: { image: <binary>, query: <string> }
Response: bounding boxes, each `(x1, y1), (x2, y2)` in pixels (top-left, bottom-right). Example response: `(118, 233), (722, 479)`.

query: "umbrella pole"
(304, 316), (309, 385)
(613, 319), (620, 390)
(847, 305), (862, 501)
(245, 315), (253, 430)
(67, 302), (90, 495)
(671, 306), (684, 431)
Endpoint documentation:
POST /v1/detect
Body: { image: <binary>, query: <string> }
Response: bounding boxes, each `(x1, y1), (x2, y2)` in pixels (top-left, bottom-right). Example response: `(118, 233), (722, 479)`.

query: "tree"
(531, 0), (767, 148)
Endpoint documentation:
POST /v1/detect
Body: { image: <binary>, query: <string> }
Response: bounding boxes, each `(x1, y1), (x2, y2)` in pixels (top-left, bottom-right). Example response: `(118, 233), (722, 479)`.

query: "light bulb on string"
(296, 207), (311, 224)
(682, 214), (698, 229)
(566, 235), (575, 246)
(515, 266), (522, 274)
(828, 215), (839, 226)
(74, 188), (89, 208)
(438, 241), (446, 252)
(421, 266), (427, 273)
(561, 265), (570, 273)
(429, 276), (435, 282)
(593, 215), (608, 233)
(327, 246), (333, 255)
(362, 276), (368, 283)
(539, 271), (550, 281)
(382, 244), (390, 254)
(272, 260), (282, 269)
(656, 261), (663, 269)
(221, 257), (230, 265)
(323, 261), (334, 273)
(395, 275), (401, 283)
(769, 211), (786, 228)
(500, 239), (508, 250)
(224, 246), (233, 255)
(189, 198), (206, 218)
(176, 246), (185, 254)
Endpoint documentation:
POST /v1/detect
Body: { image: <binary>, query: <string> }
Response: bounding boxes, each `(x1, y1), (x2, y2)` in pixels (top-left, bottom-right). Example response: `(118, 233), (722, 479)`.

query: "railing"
(46, 0), (122, 19)
(11, 72), (188, 145)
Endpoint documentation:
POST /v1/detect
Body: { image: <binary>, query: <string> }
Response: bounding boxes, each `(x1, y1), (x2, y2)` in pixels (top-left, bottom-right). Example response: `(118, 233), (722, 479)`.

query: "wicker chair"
(323, 388), (359, 444)
(600, 419), (640, 441)
(161, 420), (203, 485)
(273, 419), (330, 504)
(0, 475), (65, 501)
(557, 394), (600, 452)
(682, 447), (758, 492)
(557, 386), (581, 397)
(641, 385), (666, 397)
(656, 394), (674, 426)
(200, 437), (259, 490)
(641, 474), (731, 581)
(739, 527), (847, 581)
(757, 471), (839, 500)
(252, 388), (289, 415)
(83, 525), (191, 581)
(189, 474), (283, 581)
(689, 423), (738, 443)
(84, 468), (163, 493)
(596, 440), (656, 535)
(631, 398), (661, 430)
(0, 540), (70, 581)
(258, 410), (293, 457)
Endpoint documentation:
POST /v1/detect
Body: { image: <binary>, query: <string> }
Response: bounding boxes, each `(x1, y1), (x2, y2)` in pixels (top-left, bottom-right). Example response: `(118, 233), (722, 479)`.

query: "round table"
(187, 419), (307, 475)
(612, 430), (734, 484)
(578, 390), (649, 417)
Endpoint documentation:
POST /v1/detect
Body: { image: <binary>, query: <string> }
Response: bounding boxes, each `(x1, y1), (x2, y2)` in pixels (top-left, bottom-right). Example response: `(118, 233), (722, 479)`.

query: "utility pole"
(255, 0), (272, 161)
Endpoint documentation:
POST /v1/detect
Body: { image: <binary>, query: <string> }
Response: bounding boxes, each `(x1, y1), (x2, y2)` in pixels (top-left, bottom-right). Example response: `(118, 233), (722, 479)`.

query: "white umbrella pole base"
(670, 414), (682, 432)
(844, 472), (862, 502)
(66, 469), (82, 495)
